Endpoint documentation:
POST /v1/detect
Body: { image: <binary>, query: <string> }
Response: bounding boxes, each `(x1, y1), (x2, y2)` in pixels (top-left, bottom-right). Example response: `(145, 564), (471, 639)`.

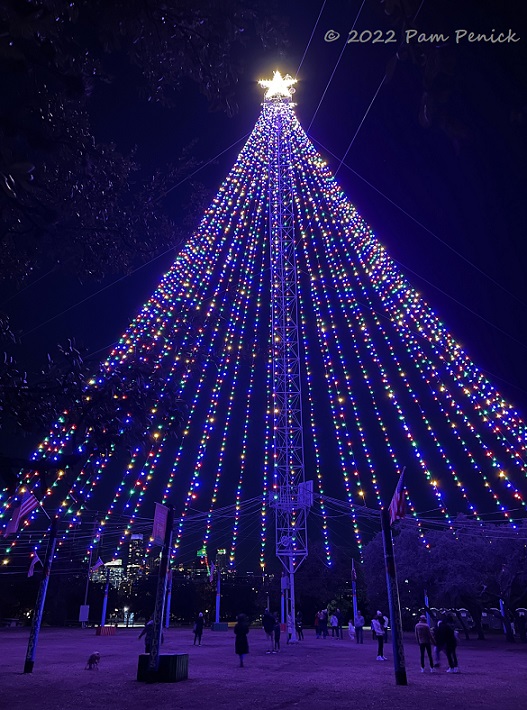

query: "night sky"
(2, 1), (527, 563)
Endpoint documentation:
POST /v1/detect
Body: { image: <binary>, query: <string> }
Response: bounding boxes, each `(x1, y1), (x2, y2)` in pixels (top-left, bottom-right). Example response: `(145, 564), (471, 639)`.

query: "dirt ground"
(1, 625), (526, 710)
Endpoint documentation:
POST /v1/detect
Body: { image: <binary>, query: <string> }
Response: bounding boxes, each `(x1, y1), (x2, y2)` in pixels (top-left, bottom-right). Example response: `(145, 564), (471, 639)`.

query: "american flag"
(351, 559), (357, 582)
(209, 561), (215, 583)
(3, 491), (39, 537)
(90, 556), (105, 573)
(28, 552), (43, 577)
(388, 468), (406, 525)
(152, 502), (168, 545)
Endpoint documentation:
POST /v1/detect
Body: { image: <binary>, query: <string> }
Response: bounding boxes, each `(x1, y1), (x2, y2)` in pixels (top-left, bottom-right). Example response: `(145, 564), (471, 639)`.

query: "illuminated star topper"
(258, 71), (297, 100)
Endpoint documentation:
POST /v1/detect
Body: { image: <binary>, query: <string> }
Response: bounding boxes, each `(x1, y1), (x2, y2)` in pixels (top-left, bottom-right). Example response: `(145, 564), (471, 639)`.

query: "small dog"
(85, 651), (101, 670)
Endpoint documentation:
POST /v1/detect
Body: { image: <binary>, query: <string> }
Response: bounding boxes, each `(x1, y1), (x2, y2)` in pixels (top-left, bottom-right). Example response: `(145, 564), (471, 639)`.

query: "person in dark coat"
(435, 617), (459, 673)
(319, 609), (328, 639)
(354, 610), (365, 644)
(273, 613), (281, 652)
(193, 612), (204, 646)
(516, 611), (526, 643)
(295, 610), (304, 640)
(234, 614), (250, 667)
(262, 610), (275, 653)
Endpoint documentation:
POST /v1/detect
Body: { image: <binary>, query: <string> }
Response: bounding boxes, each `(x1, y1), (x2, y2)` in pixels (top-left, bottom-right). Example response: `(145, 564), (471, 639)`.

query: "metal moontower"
(259, 72), (312, 637)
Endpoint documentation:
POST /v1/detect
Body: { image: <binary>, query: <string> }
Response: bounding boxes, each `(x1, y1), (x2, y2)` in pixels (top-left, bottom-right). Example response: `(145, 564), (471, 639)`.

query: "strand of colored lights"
(294, 134), (447, 527)
(349, 218), (526, 520)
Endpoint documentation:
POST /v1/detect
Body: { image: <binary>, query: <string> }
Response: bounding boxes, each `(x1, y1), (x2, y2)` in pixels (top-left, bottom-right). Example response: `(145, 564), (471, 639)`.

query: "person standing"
(262, 610), (275, 653)
(138, 617), (155, 654)
(371, 611), (387, 660)
(354, 610), (365, 644)
(415, 615), (435, 672)
(516, 611), (527, 643)
(314, 611), (320, 638)
(193, 612), (204, 646)
(234, 614), (249, 667)
(286, 613), (294, 644)
(336, 608), (343, 639)
(138, 617), (163, 654)
(295, 610), (304, 640)
(437, 617), (460, 673)
(431, 620), (442, 667)
(382, 613), (389, 642)
(273, 613), (281, 652)
(319, 609), (328, 639)
(330, 612), (338, 637)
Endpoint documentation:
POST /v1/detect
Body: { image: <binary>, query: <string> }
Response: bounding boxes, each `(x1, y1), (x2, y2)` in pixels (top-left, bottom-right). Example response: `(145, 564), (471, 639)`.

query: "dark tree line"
(363, 518), (527, 640)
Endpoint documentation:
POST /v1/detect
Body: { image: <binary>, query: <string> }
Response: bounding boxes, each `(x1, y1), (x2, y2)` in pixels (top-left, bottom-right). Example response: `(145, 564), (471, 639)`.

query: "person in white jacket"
(371, 611), (387, 660)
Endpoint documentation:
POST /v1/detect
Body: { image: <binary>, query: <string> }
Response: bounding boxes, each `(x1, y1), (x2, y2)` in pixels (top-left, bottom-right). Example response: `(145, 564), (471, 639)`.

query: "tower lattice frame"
(264, 80), (311, 632)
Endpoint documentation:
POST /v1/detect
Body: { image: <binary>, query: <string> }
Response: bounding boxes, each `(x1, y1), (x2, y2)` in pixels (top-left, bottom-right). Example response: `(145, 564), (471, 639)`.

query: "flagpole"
(101, 567), (110, 627)
(351, 560), (359, 629)
(147, 504), (174, 680)
(281, 573), (286, 625)
(24, 517), (58, 673)
(215, 567), (221, 624)
(165, 568), (172, 629)
(424, 588), (431, 627)
(82, 547), (93, 629)
(381, 507), (407, 686)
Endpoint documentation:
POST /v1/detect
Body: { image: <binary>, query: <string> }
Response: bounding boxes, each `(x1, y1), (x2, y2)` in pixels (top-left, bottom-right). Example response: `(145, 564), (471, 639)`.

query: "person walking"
(234, 614), (249, 667)
(415, 615), (435, 672)
(371, 611), (387, 660)
(193, 612), (204, 646)
(354, 610), (365, 644)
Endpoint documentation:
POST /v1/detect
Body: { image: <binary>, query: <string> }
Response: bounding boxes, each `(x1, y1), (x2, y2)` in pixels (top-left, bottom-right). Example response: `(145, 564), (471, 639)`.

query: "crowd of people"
(254, 607), (462, 673)
(138, 607), (462, 674)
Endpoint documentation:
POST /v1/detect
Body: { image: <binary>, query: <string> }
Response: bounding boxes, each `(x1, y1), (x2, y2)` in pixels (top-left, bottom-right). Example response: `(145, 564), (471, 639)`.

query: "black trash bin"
(137, 653), (188, 683)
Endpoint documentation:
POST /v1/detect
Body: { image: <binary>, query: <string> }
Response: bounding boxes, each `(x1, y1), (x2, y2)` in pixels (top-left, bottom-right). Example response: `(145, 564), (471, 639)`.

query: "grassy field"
(2, 625), (526, 710)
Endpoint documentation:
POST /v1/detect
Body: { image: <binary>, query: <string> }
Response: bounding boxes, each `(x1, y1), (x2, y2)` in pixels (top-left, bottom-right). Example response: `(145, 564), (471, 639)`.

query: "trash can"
(137, 653), (189, 683)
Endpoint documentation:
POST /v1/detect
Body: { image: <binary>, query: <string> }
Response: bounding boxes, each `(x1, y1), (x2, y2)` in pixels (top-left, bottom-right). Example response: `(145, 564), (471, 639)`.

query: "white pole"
(215, 570), (220, 624)
(289, 557), (297, 643)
